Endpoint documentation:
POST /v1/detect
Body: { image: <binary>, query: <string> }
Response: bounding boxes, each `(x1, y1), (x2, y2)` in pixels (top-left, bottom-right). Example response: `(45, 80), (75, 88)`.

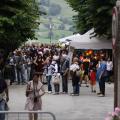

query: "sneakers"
(70, 93), (79, 96)
(93, 90), (96, 93)
(91, 90), (96, 93)
(97, 92), (101, 95)
(46, 91), (52, 94)
(98, 94), (105, 97)
(70, 93), (74, 96)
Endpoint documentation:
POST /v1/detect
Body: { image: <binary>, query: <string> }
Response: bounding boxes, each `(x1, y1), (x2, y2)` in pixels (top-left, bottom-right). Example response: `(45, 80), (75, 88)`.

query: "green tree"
(65, 0), (115, 38)
(0, 0), (40, 57)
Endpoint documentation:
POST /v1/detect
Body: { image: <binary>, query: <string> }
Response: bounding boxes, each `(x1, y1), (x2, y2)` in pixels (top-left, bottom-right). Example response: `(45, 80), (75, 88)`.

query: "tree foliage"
(65, 0), (116, 38)
(0, 0), (40, 56)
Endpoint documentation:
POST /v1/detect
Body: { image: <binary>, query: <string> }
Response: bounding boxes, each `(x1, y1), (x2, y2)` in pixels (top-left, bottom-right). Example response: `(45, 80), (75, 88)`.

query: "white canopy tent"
(59, 29), (112, 49)
(59, 33), (81, 43)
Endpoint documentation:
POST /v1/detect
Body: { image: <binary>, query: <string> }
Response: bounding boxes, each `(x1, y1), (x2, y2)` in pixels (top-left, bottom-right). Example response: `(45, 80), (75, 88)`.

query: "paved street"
(8, 82), (114, 120)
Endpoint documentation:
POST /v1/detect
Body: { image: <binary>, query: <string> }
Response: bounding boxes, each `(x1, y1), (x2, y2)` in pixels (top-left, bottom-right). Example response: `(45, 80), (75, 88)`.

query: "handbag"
(99, 70), (107, 80)
(25, 82), (31, 97)
(52, 74), (60, 84)
(102, 70), (108, 77)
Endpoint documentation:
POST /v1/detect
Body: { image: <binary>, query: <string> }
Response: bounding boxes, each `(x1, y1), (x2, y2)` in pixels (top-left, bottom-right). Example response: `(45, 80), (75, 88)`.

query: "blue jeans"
(106, 71), (111, 82)
(62, 75), (68, 93)
(0, 100), (6, 120)
(99, 77), (106, 95)
(73, 84), (80, 94)
(16, 68), (25, 84)
(46, 75), (52, 91)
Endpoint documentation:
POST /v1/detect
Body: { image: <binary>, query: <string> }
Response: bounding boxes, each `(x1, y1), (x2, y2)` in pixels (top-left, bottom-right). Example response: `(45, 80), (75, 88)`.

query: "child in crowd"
(52, 60), (60, 95)
(89, 68), (96, 93)
(52, 73), (60, 95)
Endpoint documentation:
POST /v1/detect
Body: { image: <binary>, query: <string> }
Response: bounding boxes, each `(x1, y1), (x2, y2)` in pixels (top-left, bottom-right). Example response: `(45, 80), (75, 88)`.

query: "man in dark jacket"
(61, 55), (69, 94)
(97, 58), (107, 97)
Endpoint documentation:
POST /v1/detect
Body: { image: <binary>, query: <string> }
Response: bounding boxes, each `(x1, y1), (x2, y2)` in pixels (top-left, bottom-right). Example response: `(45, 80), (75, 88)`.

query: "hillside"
(35, 0), (76, 43)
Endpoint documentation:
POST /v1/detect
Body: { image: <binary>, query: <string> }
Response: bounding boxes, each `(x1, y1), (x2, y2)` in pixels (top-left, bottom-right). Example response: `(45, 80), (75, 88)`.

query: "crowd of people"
(1, 44), (113, 95)
(0, 45), (113, 94)
(0, 43), (113, 120)
(70, 54), (113, 96)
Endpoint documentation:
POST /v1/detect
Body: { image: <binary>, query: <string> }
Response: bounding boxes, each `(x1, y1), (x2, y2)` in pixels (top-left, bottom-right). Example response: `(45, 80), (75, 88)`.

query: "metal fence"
(0, 111), (56, 120)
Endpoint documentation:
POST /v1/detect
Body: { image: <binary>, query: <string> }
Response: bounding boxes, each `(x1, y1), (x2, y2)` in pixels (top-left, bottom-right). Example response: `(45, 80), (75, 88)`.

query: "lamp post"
(49, 24), (52, 44)
(49, 17), (53, 44)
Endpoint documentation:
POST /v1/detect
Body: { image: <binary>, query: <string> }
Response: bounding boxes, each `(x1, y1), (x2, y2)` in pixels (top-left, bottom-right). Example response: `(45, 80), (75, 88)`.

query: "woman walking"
(25, 72), (45, 120)
(96, 58), (107, 97)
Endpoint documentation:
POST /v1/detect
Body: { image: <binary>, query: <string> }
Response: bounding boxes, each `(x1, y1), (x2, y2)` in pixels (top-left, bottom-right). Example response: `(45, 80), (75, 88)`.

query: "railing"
(0, 111), (56, 120)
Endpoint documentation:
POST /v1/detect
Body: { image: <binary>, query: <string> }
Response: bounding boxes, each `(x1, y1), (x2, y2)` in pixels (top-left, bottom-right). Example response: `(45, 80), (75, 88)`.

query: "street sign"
(112, 7), (118, 49)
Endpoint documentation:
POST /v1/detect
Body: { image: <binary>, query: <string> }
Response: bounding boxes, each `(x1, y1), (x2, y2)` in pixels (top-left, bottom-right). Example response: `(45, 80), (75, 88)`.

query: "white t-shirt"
(107, 61), (113, 71)
(54, 63), (58, 73)
(53, 55), (59, 61)
(70, 63), (79, 72)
